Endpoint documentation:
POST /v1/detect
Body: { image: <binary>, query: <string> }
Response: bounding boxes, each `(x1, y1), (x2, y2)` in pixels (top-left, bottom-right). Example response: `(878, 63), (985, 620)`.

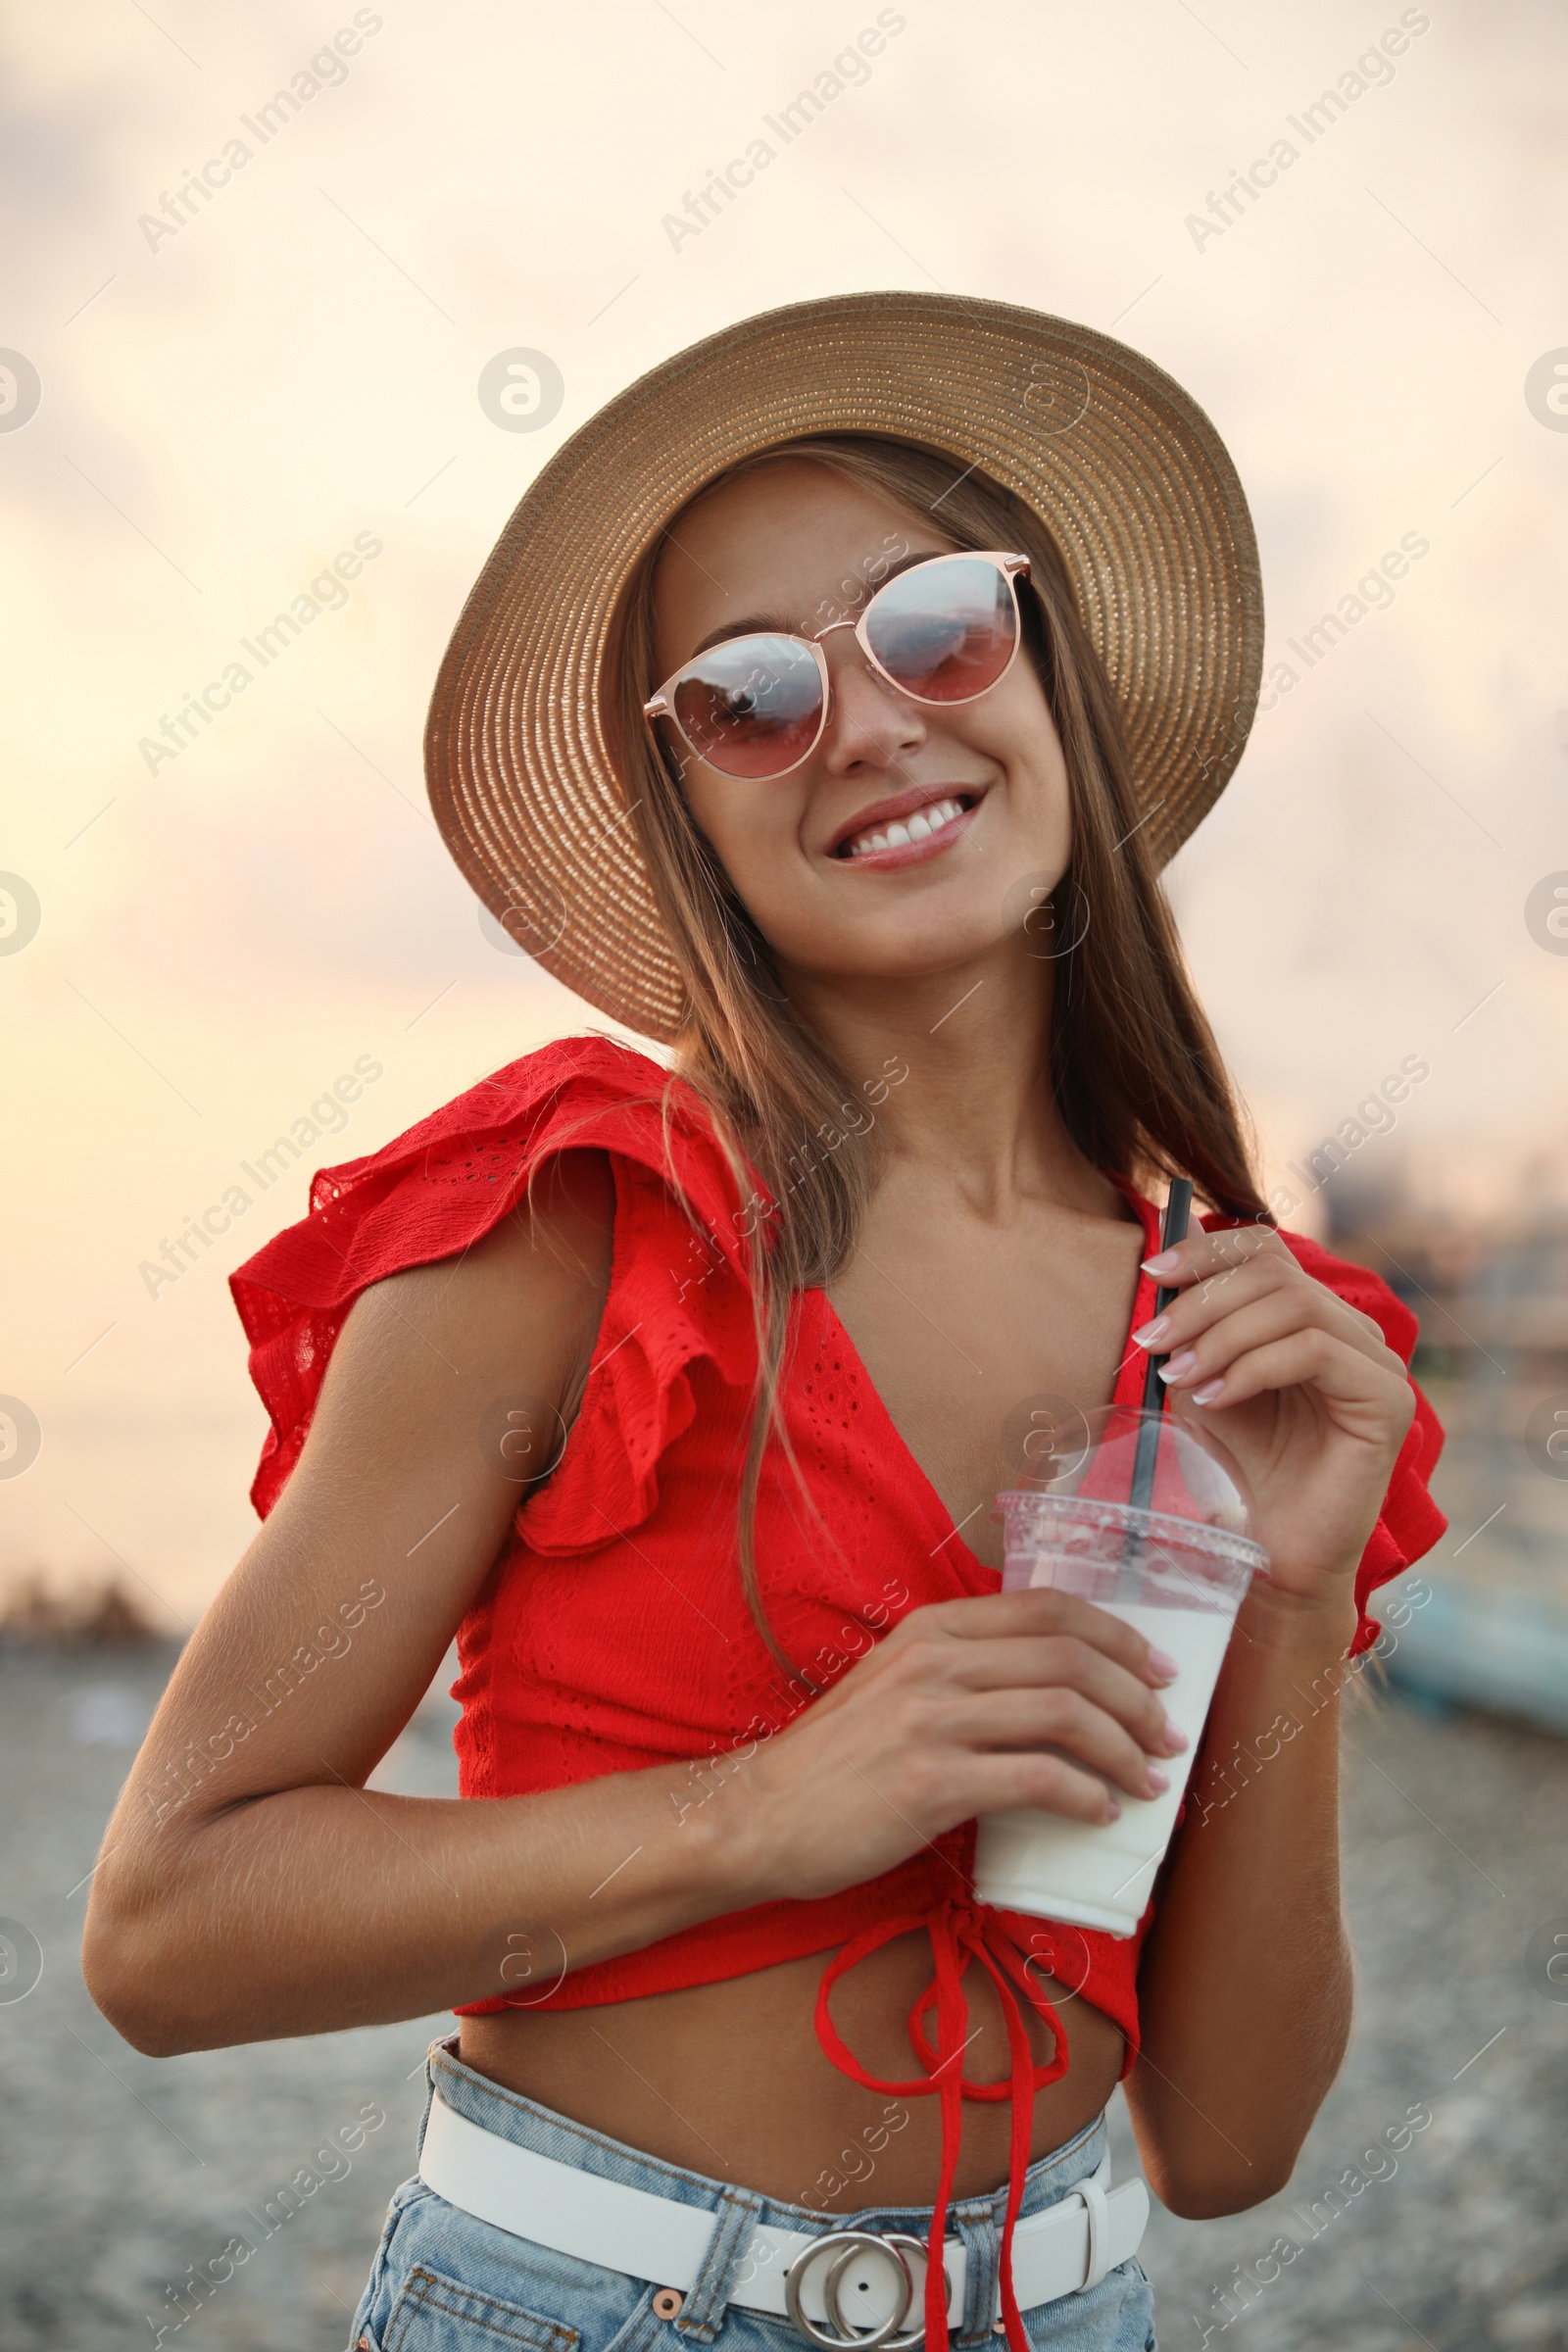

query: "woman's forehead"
(651, 457), (954, 666)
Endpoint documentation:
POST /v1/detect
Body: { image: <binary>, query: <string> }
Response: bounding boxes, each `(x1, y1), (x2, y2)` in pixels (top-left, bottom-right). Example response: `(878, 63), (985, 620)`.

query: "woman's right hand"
(724, 1589), (1191, 1906)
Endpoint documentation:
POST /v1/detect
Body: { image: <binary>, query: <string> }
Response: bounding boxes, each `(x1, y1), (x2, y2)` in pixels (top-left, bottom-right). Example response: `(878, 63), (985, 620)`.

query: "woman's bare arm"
(1126, 1580), (1357, 2217)
(81, 1150), (702, 2050)
(1119, 1225), (1416, 2216)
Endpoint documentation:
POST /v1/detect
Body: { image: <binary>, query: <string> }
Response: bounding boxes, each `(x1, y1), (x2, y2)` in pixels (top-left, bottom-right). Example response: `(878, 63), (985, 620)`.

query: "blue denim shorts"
(347, 2036), (1155, 2352)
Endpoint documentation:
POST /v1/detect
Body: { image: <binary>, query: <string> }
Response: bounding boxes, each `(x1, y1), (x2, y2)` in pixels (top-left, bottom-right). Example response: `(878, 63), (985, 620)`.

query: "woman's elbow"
(1149, 2152), (1299, 2221)
(1134, 2089), (1313, 2219)
(81, 1871), (207, 2057)
(86, 1986), (193, 2059)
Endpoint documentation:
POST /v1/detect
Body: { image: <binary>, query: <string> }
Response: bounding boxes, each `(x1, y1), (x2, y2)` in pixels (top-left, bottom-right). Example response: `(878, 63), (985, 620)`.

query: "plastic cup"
(972, 1406), (1267, 1938)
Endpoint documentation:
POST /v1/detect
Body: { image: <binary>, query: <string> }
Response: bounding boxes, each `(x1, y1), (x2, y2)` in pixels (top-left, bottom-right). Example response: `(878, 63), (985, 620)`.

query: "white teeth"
(842, 798), (967, 858)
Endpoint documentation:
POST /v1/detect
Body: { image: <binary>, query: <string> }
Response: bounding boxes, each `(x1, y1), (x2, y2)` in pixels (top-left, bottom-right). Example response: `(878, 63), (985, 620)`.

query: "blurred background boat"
(1321, 1171), (1568, 1733)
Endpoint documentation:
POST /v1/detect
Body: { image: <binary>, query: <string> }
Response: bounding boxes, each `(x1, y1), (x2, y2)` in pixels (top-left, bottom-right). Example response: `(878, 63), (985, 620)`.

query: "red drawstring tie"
(814, 1898), (1069, 2352)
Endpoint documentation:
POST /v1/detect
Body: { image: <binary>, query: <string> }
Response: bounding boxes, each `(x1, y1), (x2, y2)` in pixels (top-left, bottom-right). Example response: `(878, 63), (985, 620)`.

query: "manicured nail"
(1131, 1315), (1171, 1348)
(1148, 1646), (1179, 1681)
(1104, 1797), (1122, 1821)
(1190, 1378), (1225, 1405)
(1142, 1250), (1181, 1277)
(1157, 1349), (1198, 1383)
(1147, 1767), (1170, 1793)
(1162, 1723), (1190, 1755)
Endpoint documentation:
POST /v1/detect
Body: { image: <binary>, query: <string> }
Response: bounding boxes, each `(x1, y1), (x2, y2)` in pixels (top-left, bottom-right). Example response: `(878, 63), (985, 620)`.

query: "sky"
(2, 0), (1565, 1617)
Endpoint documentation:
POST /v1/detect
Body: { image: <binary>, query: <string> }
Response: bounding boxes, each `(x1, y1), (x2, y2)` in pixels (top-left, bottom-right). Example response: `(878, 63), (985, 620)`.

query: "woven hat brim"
(426, 291), (1263, 1043)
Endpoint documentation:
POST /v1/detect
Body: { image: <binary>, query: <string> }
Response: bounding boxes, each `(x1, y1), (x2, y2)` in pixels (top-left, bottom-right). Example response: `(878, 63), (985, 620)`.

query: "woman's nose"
(816, 637), (926, 772)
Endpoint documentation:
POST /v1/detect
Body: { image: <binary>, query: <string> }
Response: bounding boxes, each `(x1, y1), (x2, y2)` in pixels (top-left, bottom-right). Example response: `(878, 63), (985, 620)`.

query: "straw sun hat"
(424, 290), (1263, 1043)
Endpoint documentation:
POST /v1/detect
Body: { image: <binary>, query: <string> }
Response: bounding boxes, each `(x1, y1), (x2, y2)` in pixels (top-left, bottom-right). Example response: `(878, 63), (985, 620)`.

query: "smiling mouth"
(835, 792), (980, 860)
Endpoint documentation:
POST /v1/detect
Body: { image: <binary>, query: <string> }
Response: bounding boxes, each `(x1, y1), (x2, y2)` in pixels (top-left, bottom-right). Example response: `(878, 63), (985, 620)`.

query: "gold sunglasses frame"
(642, 550), (1032, 781)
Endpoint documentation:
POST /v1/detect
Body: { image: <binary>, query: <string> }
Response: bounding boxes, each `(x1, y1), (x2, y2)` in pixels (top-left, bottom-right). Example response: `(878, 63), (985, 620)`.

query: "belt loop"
(949, 2200), (998, 2346)
(1077, 2174), (1111, 2291)
(414, 2034), (461, 2168)
(675, 2187), (765, 2341)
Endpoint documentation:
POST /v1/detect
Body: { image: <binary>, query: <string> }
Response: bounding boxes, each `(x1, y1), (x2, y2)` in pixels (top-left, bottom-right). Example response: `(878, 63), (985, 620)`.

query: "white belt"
(419, 2097), (1148, 2344)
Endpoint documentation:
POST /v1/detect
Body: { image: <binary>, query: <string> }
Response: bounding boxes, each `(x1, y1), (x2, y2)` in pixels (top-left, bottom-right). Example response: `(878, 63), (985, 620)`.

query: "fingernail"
(1142, 1250), (1181, 1277)
(1147, 1767), (1170, 1793)
(1104, 1797), (1122, 1821)
(1132, 1315), (1171, 1348)
(1157, 1349), (1198, 1384)
(1162, 1723), (1190, 1754)
(1148, 1646), (1179, 1681)
(1190, 1378), (1225, 1405)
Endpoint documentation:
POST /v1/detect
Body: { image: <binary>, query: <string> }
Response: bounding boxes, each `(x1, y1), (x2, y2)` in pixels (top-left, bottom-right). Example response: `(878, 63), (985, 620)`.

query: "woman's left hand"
(1132, 1227), (1416, 1603)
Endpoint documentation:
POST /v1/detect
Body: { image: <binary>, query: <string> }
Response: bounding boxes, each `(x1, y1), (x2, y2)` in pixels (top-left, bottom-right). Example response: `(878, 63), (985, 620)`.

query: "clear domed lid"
(1004, 1400), (1258, 1541)
(996, 1402), (1266, 1607)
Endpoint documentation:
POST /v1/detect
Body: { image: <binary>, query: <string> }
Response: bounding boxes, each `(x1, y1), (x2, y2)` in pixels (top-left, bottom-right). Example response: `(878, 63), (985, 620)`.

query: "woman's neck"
(780, 939), (1112, 1221)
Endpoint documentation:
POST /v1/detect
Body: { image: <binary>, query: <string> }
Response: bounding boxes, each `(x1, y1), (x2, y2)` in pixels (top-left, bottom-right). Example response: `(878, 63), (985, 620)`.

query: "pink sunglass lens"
(865, 557), (1017, 702)
(670, 635), (822, 777)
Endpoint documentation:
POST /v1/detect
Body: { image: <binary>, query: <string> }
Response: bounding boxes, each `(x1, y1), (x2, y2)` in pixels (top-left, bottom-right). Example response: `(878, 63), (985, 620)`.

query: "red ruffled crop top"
(231, 1035), (1446, 2348)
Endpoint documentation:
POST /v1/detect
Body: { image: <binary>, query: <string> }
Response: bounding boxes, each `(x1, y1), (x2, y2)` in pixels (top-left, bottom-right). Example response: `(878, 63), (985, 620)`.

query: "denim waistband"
(418, 2034), (1112, 2346)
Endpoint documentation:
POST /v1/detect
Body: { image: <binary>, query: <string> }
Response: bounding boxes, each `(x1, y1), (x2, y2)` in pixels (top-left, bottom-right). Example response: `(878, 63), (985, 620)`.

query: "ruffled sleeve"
(1273, 1229), (1447, 1654)
(514, 1147), (759, 1552)
(228, 1034), (752, 1521)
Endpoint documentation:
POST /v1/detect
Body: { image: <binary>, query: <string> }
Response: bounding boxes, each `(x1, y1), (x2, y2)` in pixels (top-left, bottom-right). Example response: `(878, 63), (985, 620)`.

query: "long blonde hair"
(607, 433), (1267, 1682)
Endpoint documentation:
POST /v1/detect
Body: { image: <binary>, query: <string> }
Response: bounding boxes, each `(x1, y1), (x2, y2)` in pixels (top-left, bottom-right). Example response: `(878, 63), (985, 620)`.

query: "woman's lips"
(830, 793), (983, 871)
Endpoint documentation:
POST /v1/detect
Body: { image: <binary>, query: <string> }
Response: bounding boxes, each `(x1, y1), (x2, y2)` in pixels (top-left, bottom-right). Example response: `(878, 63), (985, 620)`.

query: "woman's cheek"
(686, 782), (806, 917)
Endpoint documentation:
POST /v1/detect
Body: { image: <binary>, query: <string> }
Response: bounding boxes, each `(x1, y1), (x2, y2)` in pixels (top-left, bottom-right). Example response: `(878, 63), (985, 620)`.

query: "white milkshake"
(971, 1411), (1266, 1938)
(973, 1601), (1235, 1936)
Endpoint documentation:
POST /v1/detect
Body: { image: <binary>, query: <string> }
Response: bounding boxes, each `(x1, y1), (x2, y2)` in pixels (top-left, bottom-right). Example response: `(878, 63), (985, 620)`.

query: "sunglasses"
(643, 549), (1032, 781)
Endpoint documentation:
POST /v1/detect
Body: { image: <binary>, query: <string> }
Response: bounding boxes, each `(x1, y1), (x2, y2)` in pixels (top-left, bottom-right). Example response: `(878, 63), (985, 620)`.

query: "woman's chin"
(784, 926), (1030, 995)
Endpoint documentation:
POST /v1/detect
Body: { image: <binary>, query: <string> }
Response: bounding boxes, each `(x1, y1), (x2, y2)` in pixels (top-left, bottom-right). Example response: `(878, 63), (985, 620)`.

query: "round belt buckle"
(784, 2230), (941, 2352)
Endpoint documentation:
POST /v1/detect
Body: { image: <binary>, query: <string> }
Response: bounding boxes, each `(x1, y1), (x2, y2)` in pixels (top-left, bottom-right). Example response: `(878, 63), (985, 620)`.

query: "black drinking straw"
(1129, 1177), (1194, 1516)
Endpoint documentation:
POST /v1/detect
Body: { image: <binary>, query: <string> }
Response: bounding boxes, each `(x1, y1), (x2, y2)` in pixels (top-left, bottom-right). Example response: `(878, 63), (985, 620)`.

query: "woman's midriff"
(459, 1930), (1126, 2208)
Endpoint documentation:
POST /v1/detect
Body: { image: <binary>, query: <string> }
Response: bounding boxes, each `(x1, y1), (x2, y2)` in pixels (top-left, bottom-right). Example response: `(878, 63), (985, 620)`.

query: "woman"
(84, 294), (1446, 2352)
